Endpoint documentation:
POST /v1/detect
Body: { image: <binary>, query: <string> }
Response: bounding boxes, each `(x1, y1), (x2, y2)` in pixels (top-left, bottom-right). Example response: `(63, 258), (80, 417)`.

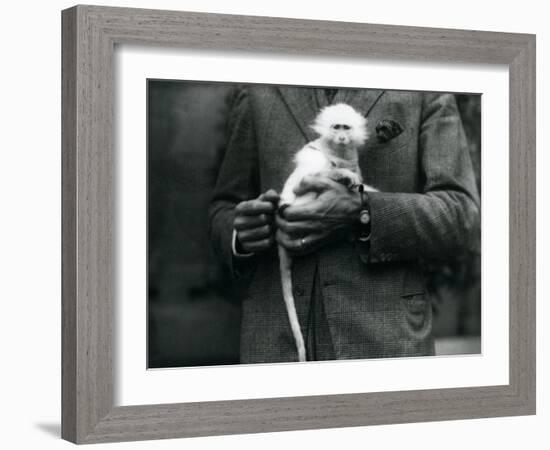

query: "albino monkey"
(278, 103), (377, 362)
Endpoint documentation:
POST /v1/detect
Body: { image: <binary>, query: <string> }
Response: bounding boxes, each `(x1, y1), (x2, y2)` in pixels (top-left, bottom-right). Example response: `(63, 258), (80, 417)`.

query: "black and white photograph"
(2, 0), (544, 447)
(147, 80), (482, 368)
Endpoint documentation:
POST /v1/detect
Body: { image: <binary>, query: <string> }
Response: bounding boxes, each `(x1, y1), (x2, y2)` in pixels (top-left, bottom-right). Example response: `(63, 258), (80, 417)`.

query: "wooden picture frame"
(61, 5), (536, 444)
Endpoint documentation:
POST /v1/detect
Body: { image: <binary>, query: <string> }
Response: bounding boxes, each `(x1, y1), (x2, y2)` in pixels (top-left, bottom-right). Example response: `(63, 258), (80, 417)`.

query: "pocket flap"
(401, 267), (426, 297)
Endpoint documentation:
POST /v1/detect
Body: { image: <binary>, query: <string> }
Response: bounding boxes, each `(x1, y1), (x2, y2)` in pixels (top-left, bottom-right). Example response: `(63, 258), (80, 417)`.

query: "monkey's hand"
(275, 175), (362, 255)
(326, 168), (362, 188)
(234, 189), (279, 254)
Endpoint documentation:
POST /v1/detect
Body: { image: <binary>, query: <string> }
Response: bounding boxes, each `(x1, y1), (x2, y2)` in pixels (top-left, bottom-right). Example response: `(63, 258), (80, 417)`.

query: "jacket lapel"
(276, 86), (320, 142)
(338, 88), (385, 117)
(311, 87), (386, 118)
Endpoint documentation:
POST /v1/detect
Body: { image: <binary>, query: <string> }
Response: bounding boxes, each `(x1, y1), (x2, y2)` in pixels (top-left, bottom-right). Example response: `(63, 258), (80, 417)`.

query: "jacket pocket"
(400, 267), (429, 331)
(368, 127), (410, 156)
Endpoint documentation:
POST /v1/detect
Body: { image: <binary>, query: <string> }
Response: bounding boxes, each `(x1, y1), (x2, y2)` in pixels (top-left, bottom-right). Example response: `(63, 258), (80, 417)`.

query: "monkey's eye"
(332, 124), (341, 130)
(342, 124), (351, 130)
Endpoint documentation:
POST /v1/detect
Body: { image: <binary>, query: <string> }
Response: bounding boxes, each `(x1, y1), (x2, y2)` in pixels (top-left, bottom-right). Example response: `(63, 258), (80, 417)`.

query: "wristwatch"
(356, 184), (371, 242)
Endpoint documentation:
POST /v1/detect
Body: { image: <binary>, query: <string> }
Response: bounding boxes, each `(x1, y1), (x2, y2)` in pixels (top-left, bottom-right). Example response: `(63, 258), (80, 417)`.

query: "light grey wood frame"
(62, 4), (536, 444)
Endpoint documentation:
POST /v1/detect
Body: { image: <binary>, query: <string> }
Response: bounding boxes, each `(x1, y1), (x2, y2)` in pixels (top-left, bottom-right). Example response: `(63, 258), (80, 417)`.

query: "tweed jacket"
(208, 86), (480, 364)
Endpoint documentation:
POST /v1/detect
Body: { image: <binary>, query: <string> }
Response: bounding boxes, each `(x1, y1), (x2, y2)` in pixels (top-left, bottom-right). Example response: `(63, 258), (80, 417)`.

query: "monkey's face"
(328, 123), (353, 149)
(311, 103), (369, 151)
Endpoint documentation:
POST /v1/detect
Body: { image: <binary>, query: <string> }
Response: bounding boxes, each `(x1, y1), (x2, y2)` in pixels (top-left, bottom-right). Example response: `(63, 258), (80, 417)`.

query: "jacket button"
(294, 286), (304, 297)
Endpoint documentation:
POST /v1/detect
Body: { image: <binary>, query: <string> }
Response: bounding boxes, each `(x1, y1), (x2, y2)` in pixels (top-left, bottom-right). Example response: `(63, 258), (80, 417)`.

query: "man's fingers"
(275, 229), (301, 252)
(275, 214), (323, 237)
(241, 236), (274, 253)
(293, 175), (335, 197)
(238, 224), (272, 242)
(281, 204), (318, 221)
(235, 199), (276, 216)
(275, 229), (329, 255)
(234, 191), (279, 227)
(234, 214), (270, 230)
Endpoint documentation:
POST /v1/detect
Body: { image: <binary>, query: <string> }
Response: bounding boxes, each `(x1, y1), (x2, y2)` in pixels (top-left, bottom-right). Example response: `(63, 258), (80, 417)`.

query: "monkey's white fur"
(278, 103), (377, 362)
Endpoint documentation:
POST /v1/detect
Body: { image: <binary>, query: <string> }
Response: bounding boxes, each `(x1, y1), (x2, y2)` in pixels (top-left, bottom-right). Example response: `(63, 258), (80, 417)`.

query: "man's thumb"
(259, 189), (280, 203)
(293, 175), (329, 196)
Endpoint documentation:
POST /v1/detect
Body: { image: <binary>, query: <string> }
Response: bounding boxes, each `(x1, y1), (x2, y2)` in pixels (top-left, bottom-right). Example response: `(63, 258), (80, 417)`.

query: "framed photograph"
(62, 5), (536, 444)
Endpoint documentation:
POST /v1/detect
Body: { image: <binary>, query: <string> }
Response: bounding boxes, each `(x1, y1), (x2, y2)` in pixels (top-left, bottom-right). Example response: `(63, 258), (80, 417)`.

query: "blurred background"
(147, 80), (481, 368)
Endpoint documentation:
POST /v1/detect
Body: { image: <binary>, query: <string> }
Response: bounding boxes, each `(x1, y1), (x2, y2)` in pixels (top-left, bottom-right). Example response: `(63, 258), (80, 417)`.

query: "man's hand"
(234, 190), (280, 254)
(275, 175), (362, 255)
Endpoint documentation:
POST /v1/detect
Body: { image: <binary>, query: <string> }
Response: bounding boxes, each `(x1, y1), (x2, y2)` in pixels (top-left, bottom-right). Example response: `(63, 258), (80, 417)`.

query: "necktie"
(324, 88), (338, 104)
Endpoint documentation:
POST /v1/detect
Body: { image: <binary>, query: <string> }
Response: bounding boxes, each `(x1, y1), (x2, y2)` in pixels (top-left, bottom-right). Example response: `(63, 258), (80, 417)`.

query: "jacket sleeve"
(365, 93), (480, 263)
(208, 88), (261, 276)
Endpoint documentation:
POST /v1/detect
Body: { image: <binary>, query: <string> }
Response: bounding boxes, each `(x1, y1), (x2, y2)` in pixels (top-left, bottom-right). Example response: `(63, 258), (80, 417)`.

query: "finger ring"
(301, 237), (307, 249)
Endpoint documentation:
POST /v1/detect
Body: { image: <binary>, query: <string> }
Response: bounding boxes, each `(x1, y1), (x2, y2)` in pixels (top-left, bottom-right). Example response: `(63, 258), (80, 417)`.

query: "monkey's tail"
(278, 245), (307, 362)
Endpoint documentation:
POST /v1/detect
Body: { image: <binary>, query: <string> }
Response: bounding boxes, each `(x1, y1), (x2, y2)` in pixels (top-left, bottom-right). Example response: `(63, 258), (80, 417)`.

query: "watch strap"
(357, 184), (371, 242)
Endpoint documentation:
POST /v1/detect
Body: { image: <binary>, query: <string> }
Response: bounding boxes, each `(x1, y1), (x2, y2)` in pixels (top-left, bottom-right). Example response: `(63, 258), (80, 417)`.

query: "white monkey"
(278, 103), (377, 362)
